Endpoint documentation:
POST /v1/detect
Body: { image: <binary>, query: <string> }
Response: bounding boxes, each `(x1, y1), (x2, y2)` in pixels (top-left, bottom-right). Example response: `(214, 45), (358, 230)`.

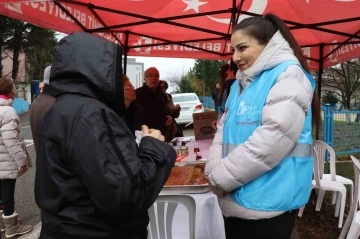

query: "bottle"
(180, 141), (189, 156)
(172, 141), (180, 155)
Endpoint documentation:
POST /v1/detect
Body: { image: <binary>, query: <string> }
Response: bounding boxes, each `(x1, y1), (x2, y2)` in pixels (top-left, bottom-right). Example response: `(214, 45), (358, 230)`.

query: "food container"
(162, 162), (210, 194)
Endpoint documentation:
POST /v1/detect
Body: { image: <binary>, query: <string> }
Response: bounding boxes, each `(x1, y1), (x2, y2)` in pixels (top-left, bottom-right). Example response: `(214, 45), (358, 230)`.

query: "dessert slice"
(189, 164), (208, 185)
(165, 166), (194, 186)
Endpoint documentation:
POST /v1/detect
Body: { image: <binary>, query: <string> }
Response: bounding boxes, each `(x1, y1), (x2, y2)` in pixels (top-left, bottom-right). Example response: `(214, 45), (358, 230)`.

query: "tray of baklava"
(161, 163), (210, 194)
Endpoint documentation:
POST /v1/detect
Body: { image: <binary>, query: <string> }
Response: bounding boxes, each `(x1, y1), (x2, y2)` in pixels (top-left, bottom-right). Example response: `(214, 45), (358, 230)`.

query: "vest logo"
(237, 101), (261, 116)
(238, 101), (248, 115)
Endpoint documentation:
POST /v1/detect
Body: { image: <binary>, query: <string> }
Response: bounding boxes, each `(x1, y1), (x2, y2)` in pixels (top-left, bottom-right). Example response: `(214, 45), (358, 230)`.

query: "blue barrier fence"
(323, 104), (360, 155)
(198, 96), (215, 109)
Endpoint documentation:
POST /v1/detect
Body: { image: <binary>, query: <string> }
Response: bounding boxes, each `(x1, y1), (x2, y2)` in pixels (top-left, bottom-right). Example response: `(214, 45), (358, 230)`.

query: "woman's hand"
(211, 120), (217, 129)
(18, 165), (27, 173)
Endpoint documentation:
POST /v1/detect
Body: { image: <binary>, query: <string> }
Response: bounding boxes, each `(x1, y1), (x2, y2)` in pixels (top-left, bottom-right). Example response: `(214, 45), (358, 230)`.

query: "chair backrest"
(314, 140), (337, 180)
(351, 156), (360, 213)
(339, 155), (360, 239)
(148, 194), (196, 239)
(313, 147), (321, 186)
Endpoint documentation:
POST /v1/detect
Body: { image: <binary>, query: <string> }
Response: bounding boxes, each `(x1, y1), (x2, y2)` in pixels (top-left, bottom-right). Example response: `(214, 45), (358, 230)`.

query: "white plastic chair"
(147, 194), (196, 239)
(339, 156), (360, 239)
(298, 146), (347, 228)
(314, 140), (353, 217)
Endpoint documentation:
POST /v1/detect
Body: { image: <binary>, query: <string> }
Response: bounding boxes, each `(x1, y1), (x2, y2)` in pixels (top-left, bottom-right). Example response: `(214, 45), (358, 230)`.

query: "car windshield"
(172, 95), (197, 103)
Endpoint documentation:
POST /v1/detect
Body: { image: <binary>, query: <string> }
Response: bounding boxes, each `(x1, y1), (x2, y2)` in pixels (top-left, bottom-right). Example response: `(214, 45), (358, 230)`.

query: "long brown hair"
(233, 14), (320, 137)
(218, 64), (230, 105)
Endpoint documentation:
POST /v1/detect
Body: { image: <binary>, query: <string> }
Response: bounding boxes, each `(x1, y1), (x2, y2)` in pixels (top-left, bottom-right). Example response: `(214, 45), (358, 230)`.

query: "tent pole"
(316, 44), (324, 140)
(235, 0), (245, 24)
(318, 44), (324, 101)
(124, 31), (129, 75)
(231, 0), (237, 27)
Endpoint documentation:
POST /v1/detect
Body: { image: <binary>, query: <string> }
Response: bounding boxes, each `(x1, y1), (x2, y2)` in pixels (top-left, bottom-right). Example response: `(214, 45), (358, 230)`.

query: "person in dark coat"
(35, 32), (176, 239)
(159, 80), (182, 141)
(134, 67), (172, 136)
(123, 74), (144, 136)
(30, 65), (57, 153)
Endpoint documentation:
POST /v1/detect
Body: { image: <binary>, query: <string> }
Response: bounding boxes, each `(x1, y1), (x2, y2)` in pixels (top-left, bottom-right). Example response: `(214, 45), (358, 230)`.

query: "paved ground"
(182, 125), (194, 137)
(19, 112), (30, 128)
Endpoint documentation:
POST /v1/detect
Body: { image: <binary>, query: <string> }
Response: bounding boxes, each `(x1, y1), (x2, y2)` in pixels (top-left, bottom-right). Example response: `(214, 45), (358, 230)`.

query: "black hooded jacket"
(35, 32), (176, 239)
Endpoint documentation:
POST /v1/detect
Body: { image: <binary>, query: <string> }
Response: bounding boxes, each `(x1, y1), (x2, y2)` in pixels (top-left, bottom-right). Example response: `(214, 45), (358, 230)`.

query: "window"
(172, 94), (197, 103)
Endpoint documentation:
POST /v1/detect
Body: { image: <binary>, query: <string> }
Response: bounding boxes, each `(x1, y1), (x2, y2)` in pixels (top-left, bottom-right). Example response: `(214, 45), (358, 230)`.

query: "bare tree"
(322, 60), (360, 110)
(0, 16), (12, 77)
(163, 70), (186, 93)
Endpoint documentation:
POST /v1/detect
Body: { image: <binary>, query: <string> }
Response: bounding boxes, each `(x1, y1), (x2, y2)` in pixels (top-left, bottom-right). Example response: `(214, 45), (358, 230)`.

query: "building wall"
(1, 50), (26, 82)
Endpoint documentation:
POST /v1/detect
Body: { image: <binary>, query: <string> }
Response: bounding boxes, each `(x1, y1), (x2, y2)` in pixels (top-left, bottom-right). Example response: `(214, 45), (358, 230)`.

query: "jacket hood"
(43, 65), (51, 85)
(236, 31), (299, 88)
(50, 32), (124, 116)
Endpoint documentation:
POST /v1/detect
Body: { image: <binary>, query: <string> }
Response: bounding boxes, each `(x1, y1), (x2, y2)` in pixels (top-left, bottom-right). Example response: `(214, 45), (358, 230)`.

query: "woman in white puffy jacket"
(205, 14), (320, 239)
(0, 78), (32, 238)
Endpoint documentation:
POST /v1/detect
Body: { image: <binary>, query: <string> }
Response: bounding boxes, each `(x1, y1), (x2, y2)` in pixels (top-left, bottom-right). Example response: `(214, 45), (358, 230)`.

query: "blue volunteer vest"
(223, 61), (315, 211)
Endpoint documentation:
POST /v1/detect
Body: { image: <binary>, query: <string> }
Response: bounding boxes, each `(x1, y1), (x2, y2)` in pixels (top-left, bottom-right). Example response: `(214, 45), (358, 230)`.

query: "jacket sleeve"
(69, 108), (176, 216)
(1, 109), (27, 167)
(208, 66), (313, 192)
(205, 113), (225, 176)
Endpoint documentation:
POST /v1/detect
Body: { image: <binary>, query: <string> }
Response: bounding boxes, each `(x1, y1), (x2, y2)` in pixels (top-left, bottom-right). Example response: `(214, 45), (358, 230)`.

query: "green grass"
(317, 120), (360, 158)
(333, 121), (360, 154)
(333, 120), (348, 126)
(325, 161), (354, 184)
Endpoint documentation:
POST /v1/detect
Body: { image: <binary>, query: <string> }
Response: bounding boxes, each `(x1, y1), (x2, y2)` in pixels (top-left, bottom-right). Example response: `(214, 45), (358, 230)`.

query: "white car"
(171, 93), (204, 125)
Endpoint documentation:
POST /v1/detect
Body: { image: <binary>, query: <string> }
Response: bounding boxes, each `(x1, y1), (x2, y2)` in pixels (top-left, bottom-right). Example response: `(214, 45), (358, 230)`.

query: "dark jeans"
(224, 210), (296, 239)
(0, 179), (16, 216)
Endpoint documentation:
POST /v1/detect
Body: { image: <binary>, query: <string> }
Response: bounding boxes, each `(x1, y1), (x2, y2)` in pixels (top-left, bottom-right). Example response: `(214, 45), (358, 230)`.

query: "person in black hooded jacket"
(35, 32), (176, 239)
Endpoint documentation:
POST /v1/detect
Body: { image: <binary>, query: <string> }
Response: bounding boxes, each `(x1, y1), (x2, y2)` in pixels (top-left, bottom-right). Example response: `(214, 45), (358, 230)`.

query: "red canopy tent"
(1, 0), (360, 93)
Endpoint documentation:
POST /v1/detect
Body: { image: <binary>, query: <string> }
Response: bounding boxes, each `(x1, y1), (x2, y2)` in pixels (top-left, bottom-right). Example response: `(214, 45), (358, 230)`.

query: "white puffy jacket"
(0, 98), (31, 179)
(205, 31), (314, 219)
